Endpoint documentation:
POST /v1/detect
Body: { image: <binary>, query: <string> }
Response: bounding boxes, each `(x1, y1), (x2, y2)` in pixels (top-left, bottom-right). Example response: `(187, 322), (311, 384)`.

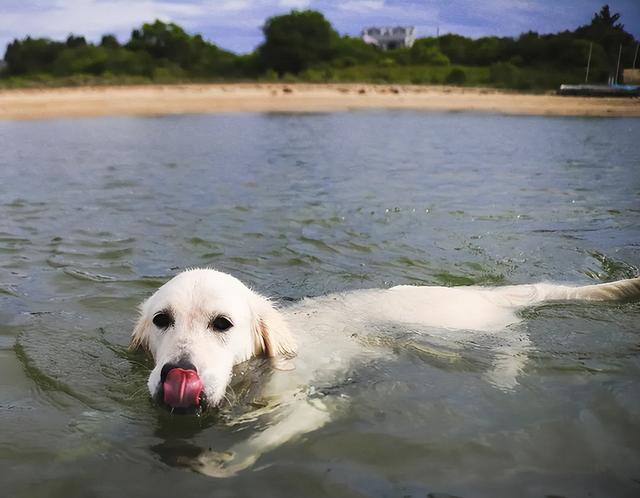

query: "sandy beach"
(0, 83), (638, 119)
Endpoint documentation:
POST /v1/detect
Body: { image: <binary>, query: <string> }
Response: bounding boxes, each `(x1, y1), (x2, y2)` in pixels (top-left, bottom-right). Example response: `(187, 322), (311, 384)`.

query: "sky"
(1, 0), (639, 56)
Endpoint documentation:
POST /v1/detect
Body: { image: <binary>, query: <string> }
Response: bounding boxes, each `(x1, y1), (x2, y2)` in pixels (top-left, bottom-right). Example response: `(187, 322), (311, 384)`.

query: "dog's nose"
(160, 359), (204, 409)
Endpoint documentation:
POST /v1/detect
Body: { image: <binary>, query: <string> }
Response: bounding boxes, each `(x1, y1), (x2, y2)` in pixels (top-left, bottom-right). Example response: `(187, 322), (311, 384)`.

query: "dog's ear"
(130, 305), (151, 352)
(252, 296), (297, 361)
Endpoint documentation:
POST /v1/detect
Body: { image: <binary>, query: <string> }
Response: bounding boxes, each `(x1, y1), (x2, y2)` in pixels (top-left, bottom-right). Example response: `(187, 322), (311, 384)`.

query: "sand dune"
(1, 83), (638, 119)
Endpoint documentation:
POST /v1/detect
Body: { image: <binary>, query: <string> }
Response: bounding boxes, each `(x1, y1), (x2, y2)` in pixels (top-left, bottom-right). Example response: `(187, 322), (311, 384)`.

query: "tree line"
(2, 5), (637, 90)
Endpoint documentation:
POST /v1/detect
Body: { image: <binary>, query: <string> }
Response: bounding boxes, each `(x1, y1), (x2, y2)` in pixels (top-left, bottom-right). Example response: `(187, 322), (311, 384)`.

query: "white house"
(362, 26), (416, 50)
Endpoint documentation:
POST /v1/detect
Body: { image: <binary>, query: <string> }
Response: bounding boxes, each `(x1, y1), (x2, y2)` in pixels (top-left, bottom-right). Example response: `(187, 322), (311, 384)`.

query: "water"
(0, 111), (639, 498)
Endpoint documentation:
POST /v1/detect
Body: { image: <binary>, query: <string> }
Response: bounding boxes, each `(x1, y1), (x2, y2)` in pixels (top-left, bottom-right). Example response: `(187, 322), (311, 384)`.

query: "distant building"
(362, 26), (416, 50)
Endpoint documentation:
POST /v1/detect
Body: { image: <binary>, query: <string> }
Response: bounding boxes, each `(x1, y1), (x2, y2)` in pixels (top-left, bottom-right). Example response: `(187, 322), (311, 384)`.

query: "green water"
(0, 111), (639, 497)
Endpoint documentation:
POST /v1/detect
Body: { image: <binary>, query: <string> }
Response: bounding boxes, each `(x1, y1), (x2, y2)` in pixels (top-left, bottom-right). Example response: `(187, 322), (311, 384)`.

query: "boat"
(559, 42), (640, 97)
(558, 83), (640, 97)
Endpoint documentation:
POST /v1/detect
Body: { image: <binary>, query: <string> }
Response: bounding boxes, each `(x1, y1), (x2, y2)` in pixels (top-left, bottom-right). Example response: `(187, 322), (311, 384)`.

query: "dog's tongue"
(163, 368), (203, 408)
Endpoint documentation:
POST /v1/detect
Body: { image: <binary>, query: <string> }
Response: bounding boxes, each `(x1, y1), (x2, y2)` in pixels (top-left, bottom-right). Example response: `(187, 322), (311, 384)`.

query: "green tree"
(100, 34), (120, 49)
(257, 10), (339, 75)
(126, 20), (238, 77)
(65, 35), (87, 48)
(127, 21), (195, 65)
(575, 4), (635, 70)
(3, 37), (65, 75)
(438, 34), (474, 64)
(590, 5), (624, 30)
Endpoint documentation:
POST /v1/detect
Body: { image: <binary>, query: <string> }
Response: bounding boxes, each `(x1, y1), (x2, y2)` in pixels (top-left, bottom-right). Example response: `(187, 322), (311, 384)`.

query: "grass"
(0, 63), (590, 92)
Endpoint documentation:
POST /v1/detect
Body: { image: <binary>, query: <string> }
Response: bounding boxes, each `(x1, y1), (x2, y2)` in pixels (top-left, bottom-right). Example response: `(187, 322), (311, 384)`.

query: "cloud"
(338, 1), (385, 12)
(278, 0), (311, 8)
(0, 1), (203, 41)
(218, 0), (252, 11)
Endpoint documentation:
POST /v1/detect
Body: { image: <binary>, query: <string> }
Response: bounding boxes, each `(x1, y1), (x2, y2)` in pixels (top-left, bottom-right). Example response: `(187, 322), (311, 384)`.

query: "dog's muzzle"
(159, 359), (205, 410)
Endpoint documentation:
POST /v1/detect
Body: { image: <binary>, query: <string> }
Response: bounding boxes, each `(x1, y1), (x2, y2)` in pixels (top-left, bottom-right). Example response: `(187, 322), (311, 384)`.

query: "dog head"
(131, 269), (296, 411)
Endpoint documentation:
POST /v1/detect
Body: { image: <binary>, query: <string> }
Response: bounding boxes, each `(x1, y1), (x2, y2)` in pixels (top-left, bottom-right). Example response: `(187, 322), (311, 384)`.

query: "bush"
(509, 55), (524, 66)
(410, 40), (450, 66)
(261, 68), (279, 81)
(334, 56), (358, 68)
(489, 62), (518, 87)
(152, 66), (182, 82)
(445, 68), (467, 85)
(281, 72), (298, 83)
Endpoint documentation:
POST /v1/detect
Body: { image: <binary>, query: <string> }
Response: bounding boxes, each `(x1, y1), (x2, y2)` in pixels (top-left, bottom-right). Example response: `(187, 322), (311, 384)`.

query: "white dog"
(131, 268), (640, 476)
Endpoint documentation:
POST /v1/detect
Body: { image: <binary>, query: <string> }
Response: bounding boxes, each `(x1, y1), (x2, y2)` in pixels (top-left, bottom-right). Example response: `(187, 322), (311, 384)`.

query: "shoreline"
(1, 83), (639, 120)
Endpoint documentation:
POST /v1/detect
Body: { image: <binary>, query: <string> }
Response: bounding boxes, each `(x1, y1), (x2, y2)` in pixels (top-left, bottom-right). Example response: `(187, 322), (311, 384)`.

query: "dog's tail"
(493, 276), (640, 307)
(540, 276), (640, 302)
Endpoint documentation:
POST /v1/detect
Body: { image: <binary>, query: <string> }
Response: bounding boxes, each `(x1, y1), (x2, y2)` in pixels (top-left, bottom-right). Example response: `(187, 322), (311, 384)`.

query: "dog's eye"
(210, 315), (233, 332)
(152, 311), (174, 329)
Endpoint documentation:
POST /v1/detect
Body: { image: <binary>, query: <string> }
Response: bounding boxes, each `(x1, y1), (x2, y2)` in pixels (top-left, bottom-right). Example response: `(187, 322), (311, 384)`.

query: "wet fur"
(131, 268), (640, 476)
